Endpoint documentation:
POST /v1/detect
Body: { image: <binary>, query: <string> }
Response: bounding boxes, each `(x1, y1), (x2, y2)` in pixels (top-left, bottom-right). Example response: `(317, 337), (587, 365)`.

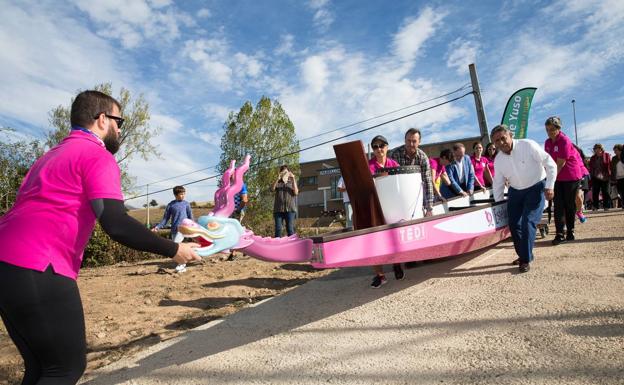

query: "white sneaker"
(175, 264), (187, 273)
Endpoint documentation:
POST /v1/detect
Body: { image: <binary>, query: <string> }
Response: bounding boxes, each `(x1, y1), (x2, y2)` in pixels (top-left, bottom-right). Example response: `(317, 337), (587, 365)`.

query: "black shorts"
(579, 175), (590, 191)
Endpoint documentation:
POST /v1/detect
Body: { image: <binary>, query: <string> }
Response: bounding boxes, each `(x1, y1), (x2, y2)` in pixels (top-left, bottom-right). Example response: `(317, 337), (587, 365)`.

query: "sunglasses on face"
(371, 143), (386, 150)
(94, 112), (124, 129)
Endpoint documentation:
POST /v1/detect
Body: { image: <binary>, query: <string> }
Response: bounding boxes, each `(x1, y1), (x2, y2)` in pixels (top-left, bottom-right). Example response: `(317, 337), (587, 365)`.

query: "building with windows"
(296, 136), (482, 217)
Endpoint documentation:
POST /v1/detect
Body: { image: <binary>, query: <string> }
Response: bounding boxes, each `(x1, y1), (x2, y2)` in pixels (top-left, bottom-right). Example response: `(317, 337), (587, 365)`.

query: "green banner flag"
(500, 87), (537, 139)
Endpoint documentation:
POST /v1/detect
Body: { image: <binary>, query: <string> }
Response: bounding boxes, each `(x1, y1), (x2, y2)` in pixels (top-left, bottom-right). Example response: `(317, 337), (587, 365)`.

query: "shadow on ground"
(82, 249), (486, 384)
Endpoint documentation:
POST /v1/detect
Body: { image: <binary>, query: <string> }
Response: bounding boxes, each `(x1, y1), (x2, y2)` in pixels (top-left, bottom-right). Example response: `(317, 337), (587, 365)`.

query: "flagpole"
(571, 99), (578, 145)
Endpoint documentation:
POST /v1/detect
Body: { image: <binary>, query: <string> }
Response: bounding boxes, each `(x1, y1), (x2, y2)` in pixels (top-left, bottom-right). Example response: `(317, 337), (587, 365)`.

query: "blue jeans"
(274, 212), (296, 237)
(507, 180), (546, 264)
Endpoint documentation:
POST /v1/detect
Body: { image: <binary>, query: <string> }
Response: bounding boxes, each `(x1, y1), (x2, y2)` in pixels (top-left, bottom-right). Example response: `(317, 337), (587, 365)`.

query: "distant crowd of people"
(352, 119), (624, 285)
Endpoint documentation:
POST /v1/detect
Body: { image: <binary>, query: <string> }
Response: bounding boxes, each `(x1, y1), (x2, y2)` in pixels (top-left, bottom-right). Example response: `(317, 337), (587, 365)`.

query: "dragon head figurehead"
(176, 155), (252, 257)
(177, 217), (246, 257)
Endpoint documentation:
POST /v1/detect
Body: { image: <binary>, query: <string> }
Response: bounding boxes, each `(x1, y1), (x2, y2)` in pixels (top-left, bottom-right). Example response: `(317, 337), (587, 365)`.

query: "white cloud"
(277, 40), (469, 162)
(202, 103), (231, 122)
(577, 111), (624, 142)
(302, 55), (329, 94)
(275, 34), (295, 56)
(446, 39), (480, 74)
(197, 8), (211, 18)
(308, 0), (334, 31)
(0, 2), (126, 131)
(486, 0), (624, 117)
(392, 7), (446, 65)
(234, 53), (263, 78)
(71, 0), (194, 48)
(148, 0), (172, 8)
(181, 39), (233, 87)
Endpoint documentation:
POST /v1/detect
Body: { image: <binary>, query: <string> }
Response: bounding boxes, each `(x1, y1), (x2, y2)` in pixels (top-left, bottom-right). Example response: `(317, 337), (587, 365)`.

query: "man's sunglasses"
(371, 143), (386, 150)
(94, 112), (124, 129)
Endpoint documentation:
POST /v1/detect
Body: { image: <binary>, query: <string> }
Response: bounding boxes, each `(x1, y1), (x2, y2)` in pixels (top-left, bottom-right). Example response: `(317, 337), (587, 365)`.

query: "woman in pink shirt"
(484, 142), (497, 181)
(544, 116), (584, 245)
(429, 155), (451, 201)
(470, 142), (491, 189)
(368, 135), (399, 174)
(367, 135), (400, 289)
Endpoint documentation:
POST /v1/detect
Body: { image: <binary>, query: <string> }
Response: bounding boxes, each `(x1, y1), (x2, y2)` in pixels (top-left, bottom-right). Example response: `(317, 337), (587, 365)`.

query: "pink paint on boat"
(308, 202), (509, 268)
(237, 232), (313, 263)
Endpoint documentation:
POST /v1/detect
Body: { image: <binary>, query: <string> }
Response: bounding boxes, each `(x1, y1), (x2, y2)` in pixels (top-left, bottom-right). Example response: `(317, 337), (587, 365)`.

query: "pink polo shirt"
(368, 157), (399, 174)
(0, 130), (123, 279)
(470, 155), (490, 186)
(544, 132), (583, 182)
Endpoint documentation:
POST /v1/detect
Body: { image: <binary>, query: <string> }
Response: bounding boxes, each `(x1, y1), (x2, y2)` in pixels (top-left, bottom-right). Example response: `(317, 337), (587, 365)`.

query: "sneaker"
(370, 274), (387, 288)
(512, 258), (520, 265)
(566, 231), (575, 241)
(551, 234), (566, 246)
(175, 264), (187, 273)
(393, 264), (405, 280)
(519, 263), (530, 273)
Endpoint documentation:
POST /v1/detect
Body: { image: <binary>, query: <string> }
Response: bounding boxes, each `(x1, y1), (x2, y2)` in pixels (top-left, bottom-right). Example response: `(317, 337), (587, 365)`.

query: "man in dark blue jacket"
(445, 143), (475, 197)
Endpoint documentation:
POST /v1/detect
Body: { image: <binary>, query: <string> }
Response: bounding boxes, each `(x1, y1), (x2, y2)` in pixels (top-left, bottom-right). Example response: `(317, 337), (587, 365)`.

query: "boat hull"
(310, 201), (509, 268)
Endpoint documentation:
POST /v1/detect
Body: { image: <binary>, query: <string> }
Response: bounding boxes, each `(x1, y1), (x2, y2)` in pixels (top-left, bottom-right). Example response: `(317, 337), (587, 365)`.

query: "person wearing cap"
(368, 135), (399, 173)
(491, 125), (556, 273)
(389, 128), (434, 215)
(368, 135), (401, 288)
(544, 116), (584, 245)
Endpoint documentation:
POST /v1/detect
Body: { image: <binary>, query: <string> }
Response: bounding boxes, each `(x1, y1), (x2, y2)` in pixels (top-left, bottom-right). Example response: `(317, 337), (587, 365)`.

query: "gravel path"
(81, 210), (624, 385)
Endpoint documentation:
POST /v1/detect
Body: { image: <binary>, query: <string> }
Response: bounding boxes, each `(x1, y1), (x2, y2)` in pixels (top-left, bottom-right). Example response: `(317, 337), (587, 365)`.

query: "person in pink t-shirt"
(368, 135), (400, 174)
(484, 142), (497, 181)
(544, 116), (584, 245)
(367, 135), (400, 289)
(470, 141), (491, 189)
(0, 91), (200, 384)
(429, 155), (451, 201)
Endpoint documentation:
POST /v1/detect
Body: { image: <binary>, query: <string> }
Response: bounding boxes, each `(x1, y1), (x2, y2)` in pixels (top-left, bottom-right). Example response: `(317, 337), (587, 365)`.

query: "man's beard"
(103, 127), (120, 155)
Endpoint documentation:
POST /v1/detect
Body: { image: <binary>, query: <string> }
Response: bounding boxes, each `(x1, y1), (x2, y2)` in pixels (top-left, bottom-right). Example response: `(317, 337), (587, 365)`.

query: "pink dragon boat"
(177, 141), (509, 267)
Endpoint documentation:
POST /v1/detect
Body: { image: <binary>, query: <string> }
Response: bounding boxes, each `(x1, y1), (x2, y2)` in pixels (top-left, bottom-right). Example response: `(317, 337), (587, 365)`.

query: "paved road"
(82, 211), (624, 385)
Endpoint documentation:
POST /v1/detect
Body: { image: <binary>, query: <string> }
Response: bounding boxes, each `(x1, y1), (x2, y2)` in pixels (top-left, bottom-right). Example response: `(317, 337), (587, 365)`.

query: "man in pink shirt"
(0, 91), (200, 384)
(544, 116), (584, 245)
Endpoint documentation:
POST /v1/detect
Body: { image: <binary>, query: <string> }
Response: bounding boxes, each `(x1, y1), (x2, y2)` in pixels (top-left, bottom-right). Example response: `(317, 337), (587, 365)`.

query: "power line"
(132, 83), (472, 190)
(296, 83), (472, 143)
(125, 90), (474, 201)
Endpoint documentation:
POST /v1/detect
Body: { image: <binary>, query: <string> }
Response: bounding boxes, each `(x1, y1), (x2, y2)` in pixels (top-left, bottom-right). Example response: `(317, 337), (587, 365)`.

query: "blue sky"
(1, 0), (623, 206)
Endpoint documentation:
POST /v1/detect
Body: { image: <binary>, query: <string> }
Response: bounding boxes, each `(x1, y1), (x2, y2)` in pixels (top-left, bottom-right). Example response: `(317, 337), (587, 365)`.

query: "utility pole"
(571, 99), (578, 145)
(469, 63), (490, 145)
(146, 184), (150, 228)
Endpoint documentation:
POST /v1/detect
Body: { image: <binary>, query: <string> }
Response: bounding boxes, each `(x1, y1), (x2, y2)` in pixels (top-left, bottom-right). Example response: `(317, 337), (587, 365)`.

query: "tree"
(0, 128), (44, 212)
(46, 82), (161, 193)
(149, 199), (158, 207)
(218, 96), (300, 235)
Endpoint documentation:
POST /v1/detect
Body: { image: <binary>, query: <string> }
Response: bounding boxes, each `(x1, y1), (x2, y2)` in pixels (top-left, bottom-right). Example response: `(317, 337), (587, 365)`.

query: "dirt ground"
(0, 252), (335, 384)
(1, 209), (623, 384)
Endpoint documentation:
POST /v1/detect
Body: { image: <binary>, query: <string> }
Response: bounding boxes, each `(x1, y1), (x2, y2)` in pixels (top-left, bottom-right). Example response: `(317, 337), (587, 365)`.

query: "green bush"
(82, 224), (162, 267)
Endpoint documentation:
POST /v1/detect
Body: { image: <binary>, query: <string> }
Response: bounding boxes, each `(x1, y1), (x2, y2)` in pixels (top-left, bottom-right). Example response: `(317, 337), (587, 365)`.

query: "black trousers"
(591, 178), (611, 209)
(554, 180), (579, 236)
(0, 262), (86, 385)
(617, 179), (624, 206)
